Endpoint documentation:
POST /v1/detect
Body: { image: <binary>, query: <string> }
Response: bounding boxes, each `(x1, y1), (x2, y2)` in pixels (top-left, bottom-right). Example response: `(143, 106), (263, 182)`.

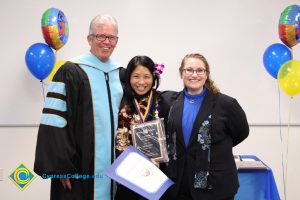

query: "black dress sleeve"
(34, 62), (83, 176)
(157, 90), (178, 126)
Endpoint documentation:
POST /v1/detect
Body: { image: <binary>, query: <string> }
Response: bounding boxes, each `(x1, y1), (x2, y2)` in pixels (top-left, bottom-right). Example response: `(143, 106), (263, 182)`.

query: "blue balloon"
(25, 43), (55, 80)
(263, 43), (292, 79)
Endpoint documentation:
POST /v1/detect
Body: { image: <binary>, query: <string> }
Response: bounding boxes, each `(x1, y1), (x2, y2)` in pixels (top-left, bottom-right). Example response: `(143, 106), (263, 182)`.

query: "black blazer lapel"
(170, 92), (186, 148)
(187, 90), (217, 148)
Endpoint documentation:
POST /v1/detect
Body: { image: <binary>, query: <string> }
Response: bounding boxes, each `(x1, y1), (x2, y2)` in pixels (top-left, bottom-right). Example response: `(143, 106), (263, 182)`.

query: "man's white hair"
(89, 14), (118, 35)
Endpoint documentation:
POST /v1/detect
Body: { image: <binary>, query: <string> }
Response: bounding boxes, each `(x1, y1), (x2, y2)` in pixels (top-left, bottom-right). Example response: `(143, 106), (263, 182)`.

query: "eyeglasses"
(182, 68), (207, 75)
(90, 34), (118, 42)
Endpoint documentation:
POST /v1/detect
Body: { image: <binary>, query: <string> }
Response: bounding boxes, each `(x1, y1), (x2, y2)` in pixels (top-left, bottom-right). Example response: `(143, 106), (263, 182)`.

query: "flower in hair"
(155, 63), (165, 76)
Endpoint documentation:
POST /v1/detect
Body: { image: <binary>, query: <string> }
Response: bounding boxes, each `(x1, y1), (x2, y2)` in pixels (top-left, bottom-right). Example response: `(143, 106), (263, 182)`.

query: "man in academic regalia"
(34, 14), (124, 200)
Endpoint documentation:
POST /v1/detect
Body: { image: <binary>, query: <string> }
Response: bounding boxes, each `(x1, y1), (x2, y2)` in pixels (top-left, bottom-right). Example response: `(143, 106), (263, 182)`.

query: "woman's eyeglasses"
(182, 68), (207, 76)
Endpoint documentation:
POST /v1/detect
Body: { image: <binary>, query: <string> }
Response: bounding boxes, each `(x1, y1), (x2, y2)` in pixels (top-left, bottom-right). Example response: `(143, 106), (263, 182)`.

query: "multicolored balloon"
(41, 8), (69, 51)
(279, 5), (300, 48)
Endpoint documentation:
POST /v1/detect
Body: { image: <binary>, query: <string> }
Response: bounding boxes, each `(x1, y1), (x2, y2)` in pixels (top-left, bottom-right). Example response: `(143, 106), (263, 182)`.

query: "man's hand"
(60, 178), (72, 190)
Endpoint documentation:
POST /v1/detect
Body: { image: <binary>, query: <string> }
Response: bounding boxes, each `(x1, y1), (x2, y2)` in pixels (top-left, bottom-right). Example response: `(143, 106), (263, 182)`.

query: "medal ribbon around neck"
(133, 90), (153, 123)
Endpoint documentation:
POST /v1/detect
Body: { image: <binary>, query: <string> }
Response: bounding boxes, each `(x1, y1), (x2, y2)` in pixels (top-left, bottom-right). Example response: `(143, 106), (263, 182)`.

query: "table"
(235, 155), (281, 200)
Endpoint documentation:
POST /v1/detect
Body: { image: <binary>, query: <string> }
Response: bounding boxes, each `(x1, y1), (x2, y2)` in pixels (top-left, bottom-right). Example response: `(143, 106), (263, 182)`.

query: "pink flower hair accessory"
(154, 63), (165, 76)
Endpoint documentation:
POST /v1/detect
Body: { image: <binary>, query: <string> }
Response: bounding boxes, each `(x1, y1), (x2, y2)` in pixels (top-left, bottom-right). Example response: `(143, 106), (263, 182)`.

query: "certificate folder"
(105, 146), (173, 200)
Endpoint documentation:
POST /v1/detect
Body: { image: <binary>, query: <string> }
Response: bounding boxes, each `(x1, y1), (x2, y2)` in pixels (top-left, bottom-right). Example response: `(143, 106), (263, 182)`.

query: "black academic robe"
(161, 90), (249, 200)
(34, 60), (124, 200)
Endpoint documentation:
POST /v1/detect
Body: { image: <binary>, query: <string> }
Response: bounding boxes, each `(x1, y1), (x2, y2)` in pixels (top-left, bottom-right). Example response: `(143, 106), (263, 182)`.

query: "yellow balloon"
(278, 60), (300, 97)
(48, 60), (66, 81)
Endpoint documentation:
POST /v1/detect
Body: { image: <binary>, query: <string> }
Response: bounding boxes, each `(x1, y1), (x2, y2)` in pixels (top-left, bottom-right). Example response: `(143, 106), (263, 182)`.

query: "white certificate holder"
(105, 146), (173, 200)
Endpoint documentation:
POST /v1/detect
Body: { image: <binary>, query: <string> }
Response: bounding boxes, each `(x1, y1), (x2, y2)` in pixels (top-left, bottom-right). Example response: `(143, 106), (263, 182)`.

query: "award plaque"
(131, 119), (169, 162)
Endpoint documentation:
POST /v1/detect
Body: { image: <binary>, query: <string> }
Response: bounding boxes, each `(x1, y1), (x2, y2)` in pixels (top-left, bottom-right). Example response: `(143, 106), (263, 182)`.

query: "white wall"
(0, 127), (50, 198)
(1, 0), (300, 199)
(1, 0), (300, 125)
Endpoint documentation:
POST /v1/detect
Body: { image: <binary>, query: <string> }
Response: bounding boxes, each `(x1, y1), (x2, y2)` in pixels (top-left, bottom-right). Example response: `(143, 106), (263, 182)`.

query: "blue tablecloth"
(235, 155), (281, 200)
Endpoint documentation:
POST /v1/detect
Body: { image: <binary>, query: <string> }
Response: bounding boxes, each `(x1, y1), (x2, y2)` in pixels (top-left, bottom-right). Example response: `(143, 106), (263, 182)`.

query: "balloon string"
(40, 80), (45, 102)
(284, 96), (292, 199)
(277, 85), (286, 200)
(40, 80), (48, 102)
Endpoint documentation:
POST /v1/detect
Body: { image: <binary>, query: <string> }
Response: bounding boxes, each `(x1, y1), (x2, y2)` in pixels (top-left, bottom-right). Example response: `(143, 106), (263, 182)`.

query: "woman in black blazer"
(161, 53), (249, 200)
